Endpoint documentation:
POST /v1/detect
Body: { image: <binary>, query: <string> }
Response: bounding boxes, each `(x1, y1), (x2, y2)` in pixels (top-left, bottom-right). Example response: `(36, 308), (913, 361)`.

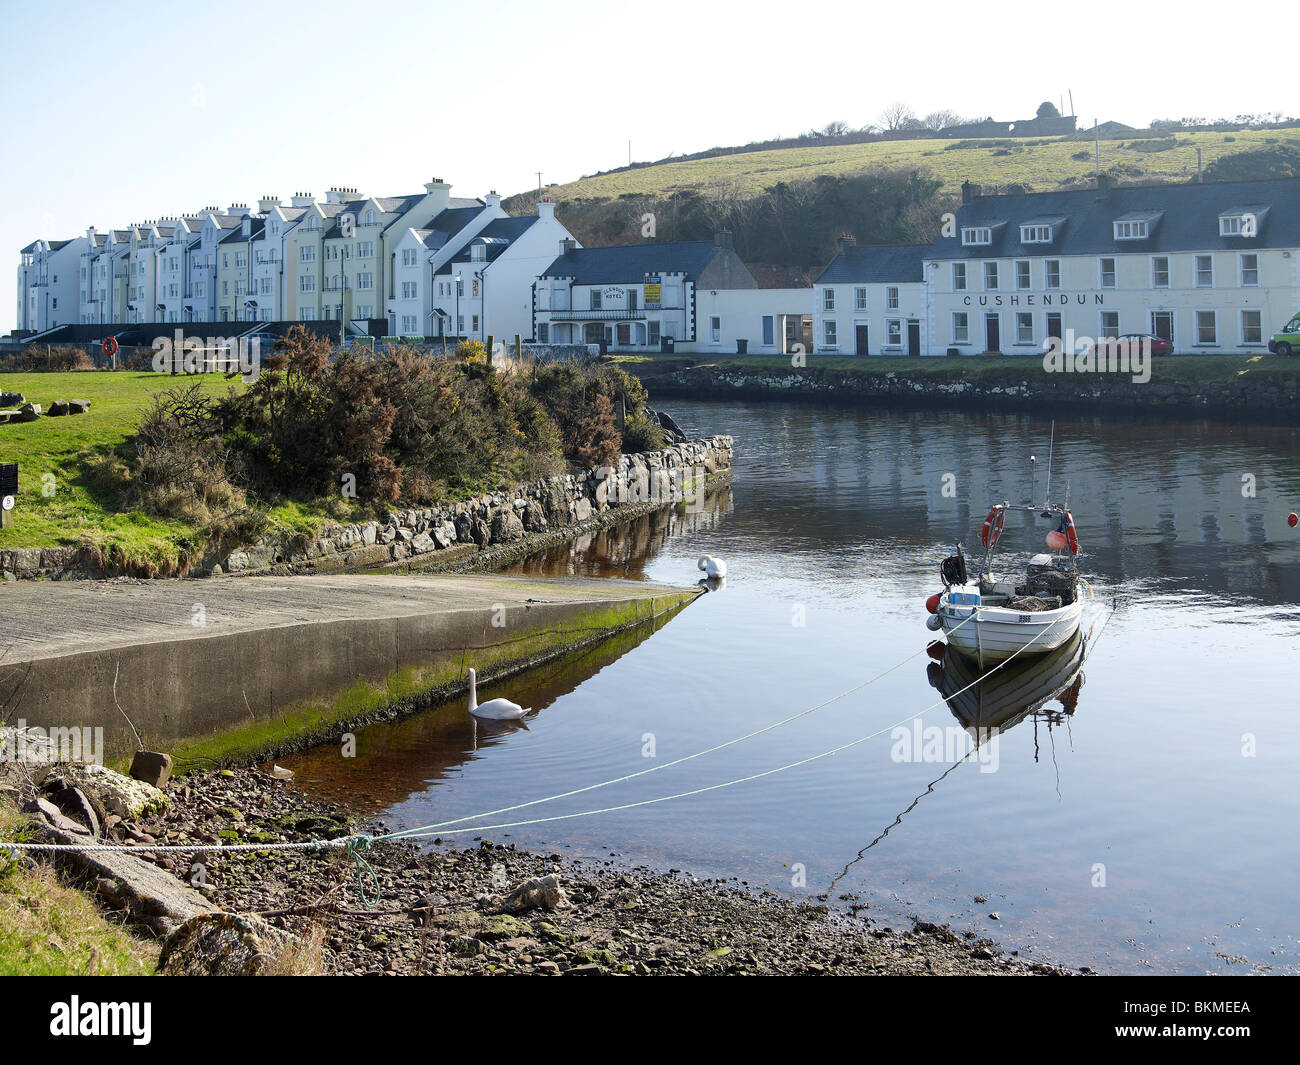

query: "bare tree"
(821, 120), (850, 137)
(879, 102), (916, 131)
(923, 110), (966, 131)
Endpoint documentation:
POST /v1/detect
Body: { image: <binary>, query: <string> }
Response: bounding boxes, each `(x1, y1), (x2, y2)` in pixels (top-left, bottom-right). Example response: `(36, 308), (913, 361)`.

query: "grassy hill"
(515, 128), (1295, 204)
(507, 129), (1300, 278)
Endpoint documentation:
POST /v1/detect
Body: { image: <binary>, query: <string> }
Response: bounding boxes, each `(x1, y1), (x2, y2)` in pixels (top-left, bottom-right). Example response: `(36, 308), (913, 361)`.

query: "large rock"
(13, 403), (41, 423)
(501, 873), (569, 914)
(522, 499), (547, 532)
(158, 912), (305, 975)
(410, 531), (435, 554)
(0, 391), (24, 406)
(47, 400), (70, 417)
(129, 750), (173, 790)
(68, 399), (90, 414)
(489, 507), (525, 543)
(49, 762), (168, 820)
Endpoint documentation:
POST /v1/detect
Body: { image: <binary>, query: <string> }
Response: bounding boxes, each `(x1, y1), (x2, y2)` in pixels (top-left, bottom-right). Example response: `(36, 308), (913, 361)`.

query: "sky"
(3, 0), (1294, 333)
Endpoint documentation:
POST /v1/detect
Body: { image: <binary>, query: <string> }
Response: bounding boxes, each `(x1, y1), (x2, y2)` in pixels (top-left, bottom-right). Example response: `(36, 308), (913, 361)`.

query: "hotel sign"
(961, 293), (1105, 306)
(643, 275), (662, 309)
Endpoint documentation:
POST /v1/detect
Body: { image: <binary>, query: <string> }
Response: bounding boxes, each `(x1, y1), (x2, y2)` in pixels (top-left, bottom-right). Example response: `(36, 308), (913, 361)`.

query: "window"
(1196, 255), (1214, 287)
(1220, 213), (1256, 237)
(648, 321), (660, 345)
(235, 252), (246, 268)
(299, 275), (315, 293)
(1016, 312), (1034, 344)
(358, 273), (374, 291)
(457, 315), (464, 332)
(1044, 260), (1061, 289)
(1113, 220), (1148, 240)
(952, 312), (969, 344)
(471, 279), (479, 297)
(886, 319), (902, 346)
(886, 286), (900, 310)
(961, 227), (992, 246)
(300, 246), (315, 263)
(1152, 256), (1170, 288)
(1020, 224), (1052, 244)
(401, 315), (416, 334)
(952, 262), (967, 291)
(854, 288), (867, 310)
(537, 322), (550, 343)
(1015, 261), (1030, 290)
(983, 262), (998, 290)
(299, 307), (315, 321)
(1196, 310), (1217, 345)
(1099, 258), (1116, 288)
(357, 241), (374, 258)
(710, 316), (721, 343)
(222, 254), (229, 268)
(1100, 311), (1119, 338)
(1242, 309), (1263, 344)
(823, 288), (835, 311)
(401, 281), (417, 299)
(590, 289), (602, 310)
(401, 249), (417, 267)
(363, 210), (377, 227)
(472, 315), (479, 332)
(823, 320), (837, 347)
(1240, 253), (1259, 287)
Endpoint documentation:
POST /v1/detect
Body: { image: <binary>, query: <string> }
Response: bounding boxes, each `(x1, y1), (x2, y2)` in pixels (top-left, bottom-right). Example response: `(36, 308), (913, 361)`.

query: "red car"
(1115, 332), (1173, 357)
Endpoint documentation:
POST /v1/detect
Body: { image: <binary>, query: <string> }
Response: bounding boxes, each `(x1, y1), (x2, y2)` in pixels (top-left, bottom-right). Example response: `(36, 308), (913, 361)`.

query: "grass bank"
(0, 798), (156, 975)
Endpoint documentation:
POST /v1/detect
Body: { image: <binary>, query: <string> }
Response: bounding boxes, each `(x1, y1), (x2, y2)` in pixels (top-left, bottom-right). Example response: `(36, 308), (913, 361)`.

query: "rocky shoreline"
(105, 768), (1079, 976)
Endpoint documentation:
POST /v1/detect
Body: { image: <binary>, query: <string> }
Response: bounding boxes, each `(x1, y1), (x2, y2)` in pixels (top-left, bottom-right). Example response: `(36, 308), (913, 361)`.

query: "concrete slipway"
(0, 574), (699, 765)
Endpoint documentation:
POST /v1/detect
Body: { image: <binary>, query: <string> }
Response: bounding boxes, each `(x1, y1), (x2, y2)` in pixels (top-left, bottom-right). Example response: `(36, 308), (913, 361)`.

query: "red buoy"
(925, 593), (942, 614)
(1290, 512), (1299, 528)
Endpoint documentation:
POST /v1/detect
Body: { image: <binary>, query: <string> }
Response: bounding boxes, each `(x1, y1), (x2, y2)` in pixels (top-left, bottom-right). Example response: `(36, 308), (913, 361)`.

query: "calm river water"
(282, 399), (1300, 974)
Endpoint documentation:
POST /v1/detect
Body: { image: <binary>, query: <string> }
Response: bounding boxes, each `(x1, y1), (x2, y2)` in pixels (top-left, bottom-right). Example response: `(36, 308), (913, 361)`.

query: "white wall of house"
(468, 205), (576, 344)
(535, 271), (691, 349)
(813, 280), (927, 355)
(693, 287), (814, 355)
(18, 237), (87, 332)
(924, 248), (1300, 354)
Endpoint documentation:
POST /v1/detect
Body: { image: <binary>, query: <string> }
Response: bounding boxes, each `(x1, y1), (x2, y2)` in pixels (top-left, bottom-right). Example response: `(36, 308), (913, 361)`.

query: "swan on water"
(467, 667), (531, 720)
(698, 555), (727, 579)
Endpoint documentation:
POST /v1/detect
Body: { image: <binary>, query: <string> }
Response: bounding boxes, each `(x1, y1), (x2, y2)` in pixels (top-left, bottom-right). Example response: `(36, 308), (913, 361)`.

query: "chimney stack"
(961, 180), (981, 204)
(560, 238), (577, 256)
(838, 233), (856, 250)
(485, 190), (502, 209)
(714, 231), (734, 250)
(537, 201), (556, 220)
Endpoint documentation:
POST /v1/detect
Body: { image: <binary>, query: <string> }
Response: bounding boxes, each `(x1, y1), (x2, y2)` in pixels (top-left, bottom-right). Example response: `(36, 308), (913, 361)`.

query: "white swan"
(698, 555), (727, 579)
(467, 667), (531, 721)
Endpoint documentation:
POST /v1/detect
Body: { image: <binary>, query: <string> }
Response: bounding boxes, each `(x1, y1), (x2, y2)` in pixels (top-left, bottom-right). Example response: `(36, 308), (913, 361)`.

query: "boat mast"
(1044, 420), (1055, 507)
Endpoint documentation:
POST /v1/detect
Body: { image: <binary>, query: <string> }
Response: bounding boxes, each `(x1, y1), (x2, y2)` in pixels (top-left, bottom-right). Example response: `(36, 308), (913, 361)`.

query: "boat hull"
(938, 597), (1082, 666)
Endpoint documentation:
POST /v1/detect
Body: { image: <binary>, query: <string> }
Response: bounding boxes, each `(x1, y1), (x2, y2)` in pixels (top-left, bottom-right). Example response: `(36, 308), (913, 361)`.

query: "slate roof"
(410, 205), (485, 250)
(219, 219), (265, 245)
(931, 177), (1300, 260)
(814, 243), (929, 285)
(538, 241), (720, 284)
(434, 217), (539, 273)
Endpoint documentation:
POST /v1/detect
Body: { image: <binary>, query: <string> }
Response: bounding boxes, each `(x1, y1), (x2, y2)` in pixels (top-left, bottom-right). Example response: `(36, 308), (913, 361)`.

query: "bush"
(0, 346), (95, 372)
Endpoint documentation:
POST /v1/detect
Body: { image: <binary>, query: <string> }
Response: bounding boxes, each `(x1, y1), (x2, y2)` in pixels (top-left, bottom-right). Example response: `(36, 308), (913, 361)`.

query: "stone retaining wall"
(0, 436), (733, 582)
(646, 364), (1300, 423)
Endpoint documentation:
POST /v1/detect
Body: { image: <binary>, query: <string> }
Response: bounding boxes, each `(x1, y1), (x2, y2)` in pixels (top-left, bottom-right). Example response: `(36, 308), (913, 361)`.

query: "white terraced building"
(817, 175), (1300, 357)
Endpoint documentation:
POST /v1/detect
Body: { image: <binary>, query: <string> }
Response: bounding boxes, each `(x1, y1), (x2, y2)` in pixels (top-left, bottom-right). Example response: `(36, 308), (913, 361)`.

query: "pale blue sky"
(3, 0), (1292, 332)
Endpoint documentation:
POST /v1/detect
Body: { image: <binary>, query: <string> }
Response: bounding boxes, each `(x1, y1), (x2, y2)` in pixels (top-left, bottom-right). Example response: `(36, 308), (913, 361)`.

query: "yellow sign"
(644, 278), (662, 307)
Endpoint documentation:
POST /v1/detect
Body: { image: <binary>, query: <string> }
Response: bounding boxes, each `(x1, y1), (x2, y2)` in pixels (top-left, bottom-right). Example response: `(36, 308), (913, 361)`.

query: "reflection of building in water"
(506, 483), (735, 579)
(758, 405), (1298, 601)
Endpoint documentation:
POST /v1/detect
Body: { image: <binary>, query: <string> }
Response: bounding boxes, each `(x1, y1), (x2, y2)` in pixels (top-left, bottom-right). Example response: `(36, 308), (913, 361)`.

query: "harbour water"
(282, 399), (1300, 974)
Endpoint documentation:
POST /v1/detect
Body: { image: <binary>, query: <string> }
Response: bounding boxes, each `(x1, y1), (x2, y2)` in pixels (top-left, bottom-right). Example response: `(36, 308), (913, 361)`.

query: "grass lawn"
(0, 370), (371, 569)
(0, 799), (156, 975)
(538, 129), (1294, 203)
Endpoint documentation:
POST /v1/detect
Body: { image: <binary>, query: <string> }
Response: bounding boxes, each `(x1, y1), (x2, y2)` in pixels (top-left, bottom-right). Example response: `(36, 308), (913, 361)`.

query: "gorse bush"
(0, 346), (95, 372)
(127, 327), (668, 511)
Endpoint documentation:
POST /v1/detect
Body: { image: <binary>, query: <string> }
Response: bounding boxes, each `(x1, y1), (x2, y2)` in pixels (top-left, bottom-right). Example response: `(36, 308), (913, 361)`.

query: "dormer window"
(1113, 220), (1148, 240)
(471, 244), (486, 261)
(1219, 213), (1257, 237)
(1020, 224), (1052, 244)
(961, 227), (992, 246)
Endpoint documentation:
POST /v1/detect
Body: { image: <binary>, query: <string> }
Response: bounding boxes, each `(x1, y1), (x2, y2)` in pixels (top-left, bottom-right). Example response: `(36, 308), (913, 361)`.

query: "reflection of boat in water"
(926, 630), (1086, 735)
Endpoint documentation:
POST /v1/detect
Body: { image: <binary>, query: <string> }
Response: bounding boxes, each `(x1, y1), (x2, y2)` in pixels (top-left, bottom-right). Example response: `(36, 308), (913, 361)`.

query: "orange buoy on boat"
(1289, 512), (1298, 528)
(1045, 530), (1068, 551)
(926, 593), (942, 614)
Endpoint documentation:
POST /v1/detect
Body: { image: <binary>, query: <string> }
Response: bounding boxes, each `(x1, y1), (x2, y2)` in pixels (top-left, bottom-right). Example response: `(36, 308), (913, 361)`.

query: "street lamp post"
(454, 272), (462, 345)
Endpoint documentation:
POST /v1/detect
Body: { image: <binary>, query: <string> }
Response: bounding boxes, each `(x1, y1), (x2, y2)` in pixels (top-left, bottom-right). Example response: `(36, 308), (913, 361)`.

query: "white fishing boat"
(923, 433), (1087, 669)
